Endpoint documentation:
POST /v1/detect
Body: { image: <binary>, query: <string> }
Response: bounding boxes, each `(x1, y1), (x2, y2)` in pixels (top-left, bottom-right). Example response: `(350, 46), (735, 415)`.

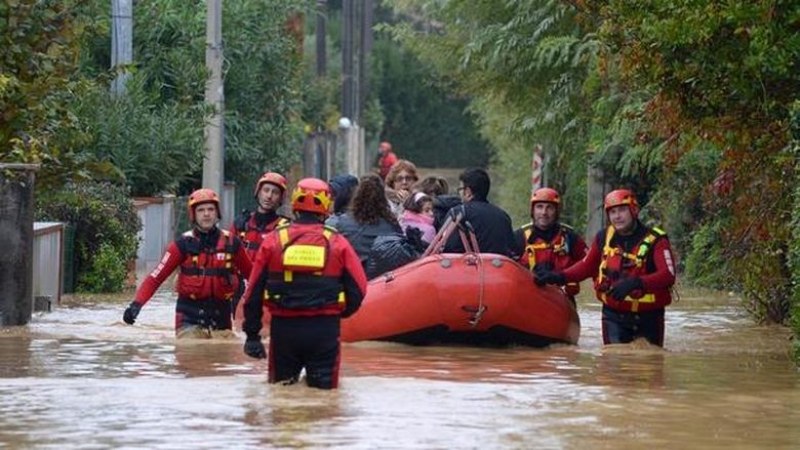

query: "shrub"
(35, 181), (140, 293)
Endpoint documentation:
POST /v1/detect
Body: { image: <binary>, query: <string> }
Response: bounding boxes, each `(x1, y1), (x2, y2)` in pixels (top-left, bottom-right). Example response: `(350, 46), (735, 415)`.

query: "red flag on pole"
(530, 144), (543, 194)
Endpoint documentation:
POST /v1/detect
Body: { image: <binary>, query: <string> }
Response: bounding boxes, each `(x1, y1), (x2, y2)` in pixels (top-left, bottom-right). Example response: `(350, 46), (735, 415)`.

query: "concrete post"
(0, 164), (40, 326)
(586, 153), (608, 242)
(110, 0), (133, 95)
(203, 0), (225, 195)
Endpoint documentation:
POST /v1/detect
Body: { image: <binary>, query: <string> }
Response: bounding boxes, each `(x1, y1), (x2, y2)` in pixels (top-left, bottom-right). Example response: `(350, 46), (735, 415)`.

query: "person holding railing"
(441, 168), (516, 258)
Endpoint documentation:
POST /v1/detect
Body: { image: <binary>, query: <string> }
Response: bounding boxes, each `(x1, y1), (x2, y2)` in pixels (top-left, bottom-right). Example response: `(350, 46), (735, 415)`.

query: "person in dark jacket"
(325, 174), (359, 229)
(241, 178), (367, 389)
(333, 174), (404, 272)
(442, 168), (517, 257)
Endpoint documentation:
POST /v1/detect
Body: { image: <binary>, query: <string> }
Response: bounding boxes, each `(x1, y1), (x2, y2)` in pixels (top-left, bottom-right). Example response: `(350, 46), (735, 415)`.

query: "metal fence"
(33, 222), (64, 308)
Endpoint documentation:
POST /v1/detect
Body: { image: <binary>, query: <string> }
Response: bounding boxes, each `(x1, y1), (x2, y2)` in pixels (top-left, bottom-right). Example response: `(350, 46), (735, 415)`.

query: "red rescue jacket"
(562, 223), (676, 313)
(231, 211), (290, 261)
(516, 222), (587, 295)
(133, 227), (252, 306)
(241, 221), (367, 335)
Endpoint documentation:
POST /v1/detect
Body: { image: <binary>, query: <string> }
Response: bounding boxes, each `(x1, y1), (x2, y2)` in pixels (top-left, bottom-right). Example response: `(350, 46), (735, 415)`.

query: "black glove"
(123, 302), (142, 325)
(607, 277), (643, 301)
(533, 262), (554, 273)
(534, 270), (566, 287)
(243, 338), (266, 359)
(405, 227), (426, 254)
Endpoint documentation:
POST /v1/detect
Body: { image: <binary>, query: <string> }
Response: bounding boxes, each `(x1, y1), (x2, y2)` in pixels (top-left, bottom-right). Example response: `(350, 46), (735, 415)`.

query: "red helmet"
(531, 187), (561, 206)
(530, 187), (561, 217)
(291, 178), (332, 216)
(254, 172), (288, 197)
(188, 188), (221, 223)
(604, 189), (639, 218)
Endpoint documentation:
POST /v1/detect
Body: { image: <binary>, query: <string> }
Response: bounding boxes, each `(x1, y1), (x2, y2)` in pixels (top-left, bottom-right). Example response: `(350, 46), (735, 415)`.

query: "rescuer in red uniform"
(516, 187), (588, 305)
(230, 172), (291, 261)
(122, 188), (252, 338)
(241, 178), (367, 389)
(229, 172), (291, 319)
(536, 189), (676, 346)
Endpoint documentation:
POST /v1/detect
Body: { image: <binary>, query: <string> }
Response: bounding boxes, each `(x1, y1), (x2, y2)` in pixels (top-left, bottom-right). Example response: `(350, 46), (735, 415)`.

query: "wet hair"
(459, 167), (490, 201)
(350, 174), (398, 225)
(414, 176), (449, 197)
(403, 191), (433, 213)
(385, 159), (419, 188)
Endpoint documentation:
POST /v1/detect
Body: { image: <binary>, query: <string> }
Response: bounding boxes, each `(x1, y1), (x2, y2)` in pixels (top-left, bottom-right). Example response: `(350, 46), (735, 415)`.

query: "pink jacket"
(400, 211), (436, 243)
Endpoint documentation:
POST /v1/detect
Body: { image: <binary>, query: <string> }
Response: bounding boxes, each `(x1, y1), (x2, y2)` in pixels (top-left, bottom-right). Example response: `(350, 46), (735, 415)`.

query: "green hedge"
(35, 181), (140, 293)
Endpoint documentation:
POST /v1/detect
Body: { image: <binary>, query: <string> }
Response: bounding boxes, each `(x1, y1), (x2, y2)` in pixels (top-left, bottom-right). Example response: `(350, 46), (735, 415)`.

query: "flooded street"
(1, 288), (798, 449)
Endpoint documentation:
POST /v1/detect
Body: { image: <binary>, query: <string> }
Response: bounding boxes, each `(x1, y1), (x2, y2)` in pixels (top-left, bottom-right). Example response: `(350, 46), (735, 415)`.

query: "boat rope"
(423, 211), (463, 257)
(461, 221), (486, 328)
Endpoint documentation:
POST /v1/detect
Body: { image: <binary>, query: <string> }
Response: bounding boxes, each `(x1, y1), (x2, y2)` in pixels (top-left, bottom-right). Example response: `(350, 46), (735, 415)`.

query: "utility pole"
(203, 0), (225, 196)
(342, 0), (355, 122)
(110, 0), (132, 95)
(358, 0), (373, 174)
(316, 0), (327, 77)
(359, 0), (373, 122)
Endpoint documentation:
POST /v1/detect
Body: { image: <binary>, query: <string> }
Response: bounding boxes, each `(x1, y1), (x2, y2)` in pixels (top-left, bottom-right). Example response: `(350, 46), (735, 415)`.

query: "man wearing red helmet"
(536, 189), (676, 347)
(122, 188), (253, 338)
(230, 172), (291, 319)
(375, 141), (398, 181)
(231, 172), (291, 261)
(516, 187), (587, 305)
(241, 178), (367, 389)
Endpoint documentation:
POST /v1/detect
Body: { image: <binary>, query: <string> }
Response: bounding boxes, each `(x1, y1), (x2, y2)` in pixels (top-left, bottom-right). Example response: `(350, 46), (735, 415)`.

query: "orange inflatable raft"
(340, 251), (580, 347)
(341, 214), (580, 347)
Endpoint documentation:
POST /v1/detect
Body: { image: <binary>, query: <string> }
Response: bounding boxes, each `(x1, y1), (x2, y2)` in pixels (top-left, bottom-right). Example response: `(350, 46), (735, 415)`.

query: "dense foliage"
(388, 0), (800, 337)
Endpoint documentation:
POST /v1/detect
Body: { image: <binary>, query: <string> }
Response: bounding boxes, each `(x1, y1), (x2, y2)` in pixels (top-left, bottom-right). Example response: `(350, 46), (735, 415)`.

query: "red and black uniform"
(231, 210), (290, 261)
(561, 222), (676, 346)
(242, 219), (367, 389)
(132, 227), (252, 333)
(230, 210), (289, 317)
(515, 222), (587, 297)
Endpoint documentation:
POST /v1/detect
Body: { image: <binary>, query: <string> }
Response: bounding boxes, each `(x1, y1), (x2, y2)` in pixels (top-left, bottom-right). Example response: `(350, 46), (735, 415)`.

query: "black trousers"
(269, 315), (341, 389)
(601, 305), (665, 347)
(175, 297), (232, 332)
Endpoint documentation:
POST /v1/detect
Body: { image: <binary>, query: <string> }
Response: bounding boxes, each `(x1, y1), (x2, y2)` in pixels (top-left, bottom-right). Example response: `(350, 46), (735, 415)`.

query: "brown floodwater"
(0, 287), (797, 449)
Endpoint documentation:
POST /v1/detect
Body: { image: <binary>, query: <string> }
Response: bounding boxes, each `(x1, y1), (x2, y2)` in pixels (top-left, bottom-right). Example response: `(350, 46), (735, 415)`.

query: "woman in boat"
(385, 159), (419, 218)
(334, 174), (404, 272)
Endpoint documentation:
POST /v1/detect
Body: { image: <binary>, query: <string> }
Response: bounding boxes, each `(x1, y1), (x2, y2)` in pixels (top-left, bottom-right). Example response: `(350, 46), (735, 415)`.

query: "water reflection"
(0, 289), (796, 448)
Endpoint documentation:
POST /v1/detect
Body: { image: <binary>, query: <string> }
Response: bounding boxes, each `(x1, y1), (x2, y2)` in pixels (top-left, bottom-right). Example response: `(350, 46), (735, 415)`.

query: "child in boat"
(400, 191), (436, 244)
